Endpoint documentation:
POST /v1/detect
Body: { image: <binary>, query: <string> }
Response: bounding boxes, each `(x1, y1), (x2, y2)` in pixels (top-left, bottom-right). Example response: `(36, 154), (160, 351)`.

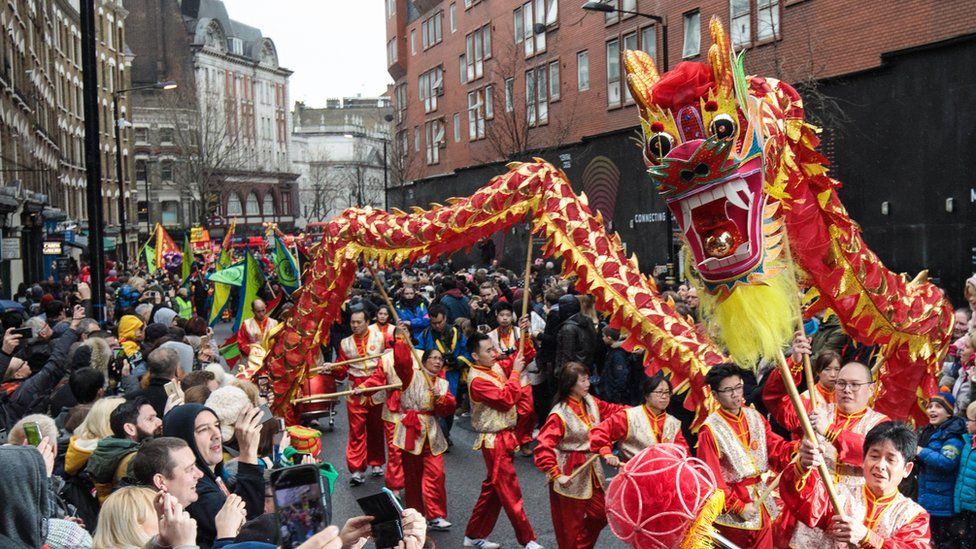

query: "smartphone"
(258, 404), (273, 424)
(356, 490), (404, 549)
(12, 327), (32, 342)
(256, 375), (270, 398)
(23, 422), (42, 446)
(271, 464), (332, 549)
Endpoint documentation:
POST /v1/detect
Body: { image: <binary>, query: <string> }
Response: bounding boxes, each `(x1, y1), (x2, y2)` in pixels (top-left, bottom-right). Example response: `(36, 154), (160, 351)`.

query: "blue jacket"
(599, 347), (631, 404)
(416, 325), (471, 371)
(395, 297), (430, 340)
(917, 416), (965, 517)
(438, 292), (470, 324)
(954, 433), (976, 514)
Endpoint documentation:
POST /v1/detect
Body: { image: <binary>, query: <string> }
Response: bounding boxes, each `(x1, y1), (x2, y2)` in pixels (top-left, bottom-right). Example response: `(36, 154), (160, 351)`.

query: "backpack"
(60, 471), (101, 532)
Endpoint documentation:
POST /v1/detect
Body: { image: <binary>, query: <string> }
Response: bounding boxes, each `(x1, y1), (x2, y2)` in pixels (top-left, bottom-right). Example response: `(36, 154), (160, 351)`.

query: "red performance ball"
(605, 444), (723, 548)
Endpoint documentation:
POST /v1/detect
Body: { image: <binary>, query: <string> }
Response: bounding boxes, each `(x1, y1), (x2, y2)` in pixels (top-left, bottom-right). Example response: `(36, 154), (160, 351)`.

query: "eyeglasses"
(834, 380), (872, 391)
(714, 384), (744, 395)
(651, 390), (672, 397)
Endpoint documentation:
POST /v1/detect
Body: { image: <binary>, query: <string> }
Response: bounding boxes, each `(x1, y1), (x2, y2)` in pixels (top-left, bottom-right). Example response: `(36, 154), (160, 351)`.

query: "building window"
(577, 50), (589, 91)
(386, 0), (395, 19)
(227, 194), (242, 216)
(682, 11), (701, 58)
(525, 65), (550, 126)
(161, 160), (173, 181)
(604, 0), (618, 24)
(504, 78), (514, 112)
(545, 0), (558, 26)
(465, 25), (491, 81)
(730, 0), (750, 48)
(606, 39), (620, 107)
(262, 193), (274, 216)
(526, 69), (535, 126)
(418, 66), (444, 113)
(135, 160), (147, 182)
(414, 126), (420, 152)
(410, 29), (417, 55)
(387, 37), (398, 65)
(453, 112), (461, 142)
(484, 85), (494, 119)
(160, 127), (174, 143)
(134, 126), (148, 143)
(425, 119), (444, 165)
(514, 6), (524, 45)
(422, 11), (443, 50)
(467, 89), (486, 140)
(395, 84), (408, 123)
(641, 26), (657, 63)
(161, 201), (179, 225)
(548, 60), (560, 101)
(450, 3), (457, 32)
(228, 37), (244, 55)
(520, 3), (533, 57)
(246, 192), (259, 215)
(757, 0), (780, 41)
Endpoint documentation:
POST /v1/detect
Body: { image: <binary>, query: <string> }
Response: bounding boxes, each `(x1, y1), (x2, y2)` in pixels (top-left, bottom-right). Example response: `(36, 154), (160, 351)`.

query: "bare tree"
(298, 149), (349, 223)
(164, 89), (251, 227)
(386, 125), (420, 210)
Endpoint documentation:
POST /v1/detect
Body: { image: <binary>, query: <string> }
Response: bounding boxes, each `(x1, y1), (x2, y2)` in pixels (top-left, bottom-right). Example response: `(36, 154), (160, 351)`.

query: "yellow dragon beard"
(696, 261), (800, 368)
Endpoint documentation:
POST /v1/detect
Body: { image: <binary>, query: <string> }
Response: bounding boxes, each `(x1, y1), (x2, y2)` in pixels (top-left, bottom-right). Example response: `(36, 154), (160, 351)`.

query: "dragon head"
(626, 18), (798, 366)
(627, 18), (773, 294)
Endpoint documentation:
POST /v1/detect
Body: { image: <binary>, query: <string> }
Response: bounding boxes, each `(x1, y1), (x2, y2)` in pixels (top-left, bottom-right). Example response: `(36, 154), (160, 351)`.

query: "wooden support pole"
(311, 351), (391, 373)
(292, 382), (402, 403)
(518, 222), (534, 357)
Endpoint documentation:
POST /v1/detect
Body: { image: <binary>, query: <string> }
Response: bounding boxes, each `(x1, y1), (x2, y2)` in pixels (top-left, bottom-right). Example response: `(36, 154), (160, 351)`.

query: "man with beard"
(395, 284), (430, 342)
(86, 396), (162, 501)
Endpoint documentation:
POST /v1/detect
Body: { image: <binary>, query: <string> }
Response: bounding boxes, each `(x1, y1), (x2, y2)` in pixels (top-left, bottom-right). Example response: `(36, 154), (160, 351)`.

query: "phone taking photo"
(356, 489), (404, 549)
(23, 422), (42, 446)
(271, 464), (332, 549)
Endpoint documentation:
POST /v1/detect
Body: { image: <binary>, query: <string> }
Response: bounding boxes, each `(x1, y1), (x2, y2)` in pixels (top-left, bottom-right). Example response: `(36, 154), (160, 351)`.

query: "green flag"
(181, 234), (193, 284)
(273, 235), (300, 293)
(207, 262), (245, 286)
(232, 251), (265, 332)
(144, 244), (157, 273)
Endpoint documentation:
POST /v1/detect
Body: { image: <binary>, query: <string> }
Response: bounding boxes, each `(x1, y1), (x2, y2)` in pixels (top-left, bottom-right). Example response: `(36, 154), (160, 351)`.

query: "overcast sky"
(225, 1), (392, 106)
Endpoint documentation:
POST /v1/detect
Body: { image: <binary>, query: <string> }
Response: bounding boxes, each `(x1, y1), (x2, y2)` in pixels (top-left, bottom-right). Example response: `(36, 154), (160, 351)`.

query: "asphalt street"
(215, 317), (629, 548)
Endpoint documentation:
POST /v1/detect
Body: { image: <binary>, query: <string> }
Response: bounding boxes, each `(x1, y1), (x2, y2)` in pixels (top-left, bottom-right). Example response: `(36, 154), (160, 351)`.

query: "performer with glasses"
(589, 373), (688, 466)
(697, 363), (797, 549)
(764, 332), (889, 547)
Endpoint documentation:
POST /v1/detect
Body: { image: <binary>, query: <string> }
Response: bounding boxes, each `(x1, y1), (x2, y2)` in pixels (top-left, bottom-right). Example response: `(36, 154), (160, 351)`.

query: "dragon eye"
(710, 114), (737, 140)
(646, 132), (674, 160)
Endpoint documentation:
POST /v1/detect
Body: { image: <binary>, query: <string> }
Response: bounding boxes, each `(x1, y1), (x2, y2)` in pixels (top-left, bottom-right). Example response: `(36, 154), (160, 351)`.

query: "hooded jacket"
(0, 446), (54, 548)
(4, 327), (79, 424)
(917, 415), (966, 517)
(84, 436), (139, 502)
(118, 315), (144, 357)
(163, 404), (265, 549)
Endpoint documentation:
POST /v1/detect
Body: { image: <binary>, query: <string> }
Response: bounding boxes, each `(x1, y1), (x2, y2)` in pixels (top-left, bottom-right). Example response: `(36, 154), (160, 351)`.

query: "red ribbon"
(401, 410), (425, 450)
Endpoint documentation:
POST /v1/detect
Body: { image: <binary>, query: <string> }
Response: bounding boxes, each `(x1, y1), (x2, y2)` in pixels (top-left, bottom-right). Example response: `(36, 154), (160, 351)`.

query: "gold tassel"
(680, 490), (725, 549)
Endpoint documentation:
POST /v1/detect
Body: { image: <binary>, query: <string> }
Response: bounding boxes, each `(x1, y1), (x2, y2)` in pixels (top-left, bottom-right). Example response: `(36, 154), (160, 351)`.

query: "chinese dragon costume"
(258, 19), (951, 456)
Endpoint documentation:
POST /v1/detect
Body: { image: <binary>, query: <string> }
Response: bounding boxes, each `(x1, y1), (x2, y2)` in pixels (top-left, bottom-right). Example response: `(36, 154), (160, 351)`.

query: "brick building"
(124, 0), (298, 241)
(0, 0), (134, 293)
(387, 0), (976, 300)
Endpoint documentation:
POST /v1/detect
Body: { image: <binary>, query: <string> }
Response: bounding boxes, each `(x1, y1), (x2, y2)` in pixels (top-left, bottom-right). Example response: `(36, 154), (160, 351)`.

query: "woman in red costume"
(589, 374), (688, 466)
(534, 362), (626, 548)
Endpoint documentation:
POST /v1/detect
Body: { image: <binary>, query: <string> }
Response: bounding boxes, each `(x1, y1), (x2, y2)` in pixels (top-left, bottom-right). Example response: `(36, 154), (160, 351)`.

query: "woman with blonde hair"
(65, 396), (125, 475)
(91, 486), (158, 549)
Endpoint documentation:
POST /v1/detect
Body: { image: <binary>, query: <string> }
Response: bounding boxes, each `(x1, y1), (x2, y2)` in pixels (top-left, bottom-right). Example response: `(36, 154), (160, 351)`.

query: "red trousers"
(549, 484), (607, 549)
(715, 506), (773, 549)
(400, 442), (447, 520)
(515, 385), (536, 446)
(465, 431), (537, 545)
(345, 398), (386, 473)
(384, 420), (404, 490)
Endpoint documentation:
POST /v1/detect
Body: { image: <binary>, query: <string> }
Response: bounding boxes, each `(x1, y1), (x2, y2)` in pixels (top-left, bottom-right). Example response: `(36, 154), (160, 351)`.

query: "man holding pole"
(765, 332), (889, 546)
(333, 309), (392, 486)
(235, 298), (277, 375)
(696, 363), (797, 549)
(463, 320), (543, 549)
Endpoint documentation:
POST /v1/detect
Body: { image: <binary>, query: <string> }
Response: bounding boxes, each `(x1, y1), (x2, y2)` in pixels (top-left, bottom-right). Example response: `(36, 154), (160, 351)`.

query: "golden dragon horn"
(624, 49), (659, 114)
(707, 17), (734, 95)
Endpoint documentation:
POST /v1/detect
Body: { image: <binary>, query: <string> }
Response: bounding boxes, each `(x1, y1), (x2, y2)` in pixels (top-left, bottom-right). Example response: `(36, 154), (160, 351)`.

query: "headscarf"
(162, 404), (222, 482)
(0, 446), (50, 547)
(160, 341), (195, 374)
(153, 308), (178, 328)
(118, 315), (144, 356)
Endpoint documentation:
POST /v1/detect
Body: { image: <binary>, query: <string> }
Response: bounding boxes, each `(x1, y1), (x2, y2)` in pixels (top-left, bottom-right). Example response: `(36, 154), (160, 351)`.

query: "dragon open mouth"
(667, 158), (765, 283)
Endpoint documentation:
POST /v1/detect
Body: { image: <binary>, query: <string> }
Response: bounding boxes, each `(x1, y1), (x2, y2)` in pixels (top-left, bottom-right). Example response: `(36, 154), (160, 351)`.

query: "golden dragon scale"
(261, 160), (723, 423)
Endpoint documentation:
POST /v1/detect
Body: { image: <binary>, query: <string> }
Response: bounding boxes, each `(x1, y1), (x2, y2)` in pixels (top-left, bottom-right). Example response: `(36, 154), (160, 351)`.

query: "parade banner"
(273, 234), (300, 294)
(232, 251), (265, 332)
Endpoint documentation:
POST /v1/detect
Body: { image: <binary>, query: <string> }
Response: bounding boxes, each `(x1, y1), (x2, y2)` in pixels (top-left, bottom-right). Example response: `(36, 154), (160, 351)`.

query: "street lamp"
(112, 80), (177, 269)
(582, 0), (674, 283)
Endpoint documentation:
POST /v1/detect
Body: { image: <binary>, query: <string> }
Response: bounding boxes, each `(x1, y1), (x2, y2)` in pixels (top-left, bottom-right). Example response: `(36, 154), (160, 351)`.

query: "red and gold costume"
(488, 325), (535, 447)
(535, 394), (626, 548)
(236, 316), (278, 376)
(379, 339), (456, 520)
(334, 325), (395, 476)
(780, 462), (931, 548)
(763, 360), (838, 432)
(372, 321), (395, 340)
(590, 404), (688, 461)
(464, 343), (539, 546)
(696, 406), (796, 549)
